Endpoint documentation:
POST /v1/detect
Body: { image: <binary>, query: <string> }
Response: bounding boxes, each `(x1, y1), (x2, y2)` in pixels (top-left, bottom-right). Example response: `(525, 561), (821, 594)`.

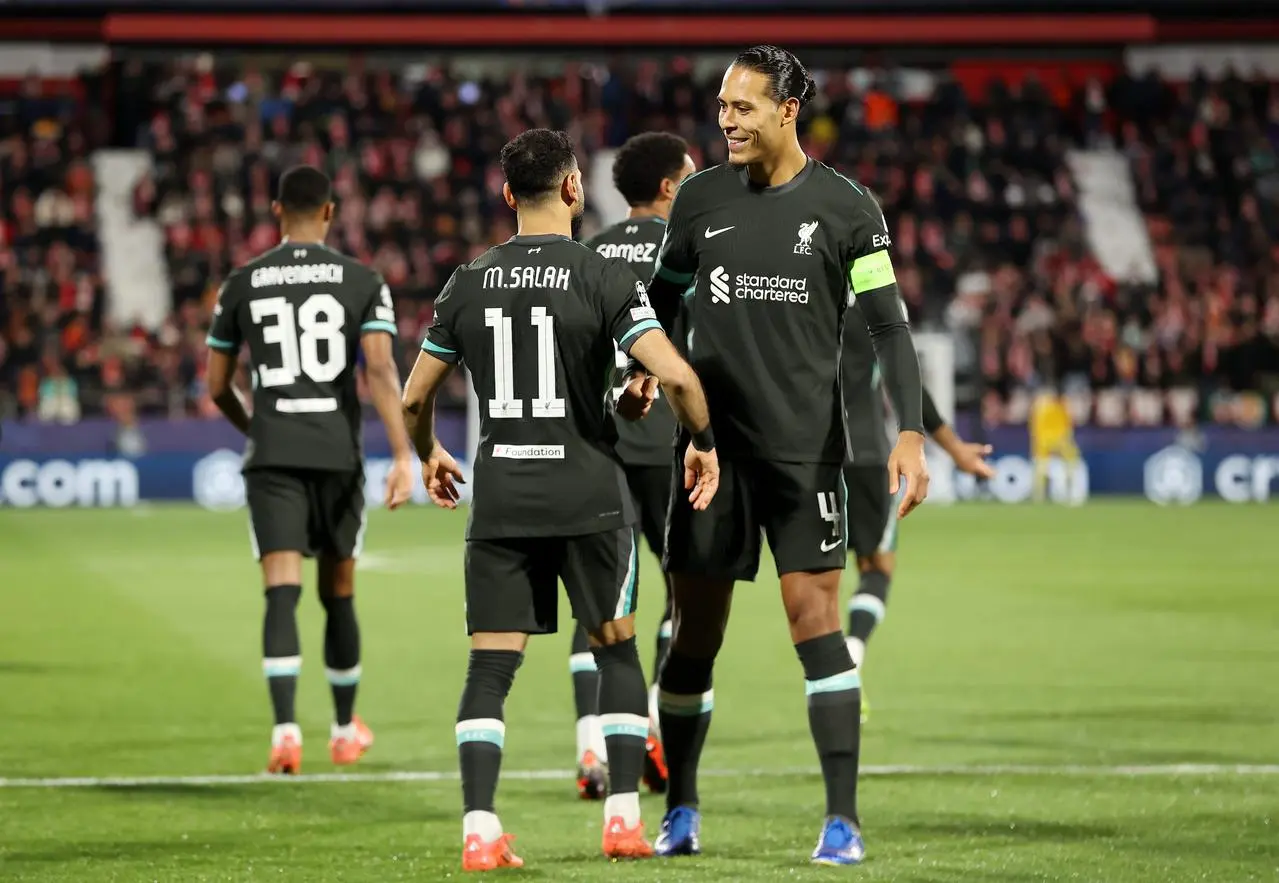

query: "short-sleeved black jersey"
(583, 216), (680, 466)
(842, 302), (893, 465)
(422, 233), (663, 540)
(207, 241), (395, 472)
(648, 160), (900, 463)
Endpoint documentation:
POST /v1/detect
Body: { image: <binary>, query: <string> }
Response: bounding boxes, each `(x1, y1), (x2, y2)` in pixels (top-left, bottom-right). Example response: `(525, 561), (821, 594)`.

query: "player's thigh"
(464, 538), (562, 636)
(245, 468), (312, 561)
(843, 463), (892, 560)
(562, 528), (639, 641)
(626, 463), (673, 559)
(309, 469), (366, 560)
(756, 460), (848, 577)
(663, 446), (761, 582)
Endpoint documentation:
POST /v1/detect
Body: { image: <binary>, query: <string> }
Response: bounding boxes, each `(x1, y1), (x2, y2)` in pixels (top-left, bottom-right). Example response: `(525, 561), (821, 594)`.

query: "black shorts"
(464, 528), (638, 635)
(624, 463), (672, 558)
(663, 449), (847, 581)
(843, 463), (900, 558)
(244, 467), (365, 560)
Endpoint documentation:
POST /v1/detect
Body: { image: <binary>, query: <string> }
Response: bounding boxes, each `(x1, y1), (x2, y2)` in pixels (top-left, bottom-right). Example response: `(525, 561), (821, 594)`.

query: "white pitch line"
(1, 763), (1276, 790)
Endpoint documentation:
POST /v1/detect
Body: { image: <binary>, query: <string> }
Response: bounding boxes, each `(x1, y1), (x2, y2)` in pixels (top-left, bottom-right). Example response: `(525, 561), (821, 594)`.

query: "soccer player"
(1030, 385), (1080, 503)
(842, 307), (996, 720)
(620, 45), (930, 866)
(568, 131), (697, 799)
(205, 165), (414, 774)
(400, 128), (719, 871)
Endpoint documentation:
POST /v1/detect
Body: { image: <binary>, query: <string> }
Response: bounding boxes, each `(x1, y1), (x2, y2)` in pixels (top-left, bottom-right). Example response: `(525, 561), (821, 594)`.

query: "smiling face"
(717, 64), (797, 167)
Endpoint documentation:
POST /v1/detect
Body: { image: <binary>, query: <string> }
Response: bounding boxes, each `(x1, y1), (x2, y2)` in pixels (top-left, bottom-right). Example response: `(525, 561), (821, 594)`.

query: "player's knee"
(261, 551), (303, 588)
(471, 632), (529, 653)
(319, 556), (356, 602)
(589, 614), (637, 647)
(780, 571), (842, 641)
(868, 551), (895, 578)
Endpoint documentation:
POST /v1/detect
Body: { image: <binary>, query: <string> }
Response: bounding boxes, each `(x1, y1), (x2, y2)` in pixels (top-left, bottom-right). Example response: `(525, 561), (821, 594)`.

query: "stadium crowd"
(2, 56), (1277, 425)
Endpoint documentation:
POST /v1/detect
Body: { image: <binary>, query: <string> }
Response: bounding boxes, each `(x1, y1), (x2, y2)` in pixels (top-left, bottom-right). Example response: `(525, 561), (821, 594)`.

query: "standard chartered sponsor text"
(734, 272), (809, 304)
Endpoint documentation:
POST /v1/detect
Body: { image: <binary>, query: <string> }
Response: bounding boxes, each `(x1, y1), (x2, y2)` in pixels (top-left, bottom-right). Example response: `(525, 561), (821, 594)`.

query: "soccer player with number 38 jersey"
(620, 46), (931, 865)
(205, 166), (416, 776)
(401, 129), (719, 871)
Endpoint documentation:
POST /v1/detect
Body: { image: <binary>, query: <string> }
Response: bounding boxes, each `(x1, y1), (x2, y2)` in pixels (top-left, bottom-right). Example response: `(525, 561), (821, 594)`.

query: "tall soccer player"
(400, 129), (719, 871)
(842, 307), (995, 720)
(621, 46), (929, 865)
(205, 165), (414, 774)
(567, 132), (697, 799)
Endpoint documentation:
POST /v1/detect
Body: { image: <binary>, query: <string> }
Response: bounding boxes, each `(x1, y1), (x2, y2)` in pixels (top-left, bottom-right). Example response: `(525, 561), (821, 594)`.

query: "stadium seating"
(3, 57), (1276, 425)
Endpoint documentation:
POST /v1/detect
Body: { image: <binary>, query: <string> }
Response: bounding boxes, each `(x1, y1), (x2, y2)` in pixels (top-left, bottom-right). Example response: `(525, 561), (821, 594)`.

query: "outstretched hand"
(423, 443), (466, 509)
(683, 443), (720, 511)
(887, 431), (930, 518)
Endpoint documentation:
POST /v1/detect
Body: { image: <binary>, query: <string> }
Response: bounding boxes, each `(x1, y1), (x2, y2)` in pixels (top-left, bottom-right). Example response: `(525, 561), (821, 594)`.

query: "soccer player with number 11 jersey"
(403, 129), (719, 871)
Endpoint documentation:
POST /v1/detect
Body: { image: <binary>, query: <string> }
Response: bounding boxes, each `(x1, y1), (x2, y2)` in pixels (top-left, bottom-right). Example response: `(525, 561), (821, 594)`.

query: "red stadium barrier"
(101, 13), (1157, 46)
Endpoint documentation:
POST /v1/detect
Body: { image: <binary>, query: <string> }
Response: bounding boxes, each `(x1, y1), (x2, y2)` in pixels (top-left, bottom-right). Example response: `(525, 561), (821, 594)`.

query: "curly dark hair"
(276, 165), (332, 214)
(611, 132), (689, 208)
(499, 129), (578, 203)
(732, 44), (817, 108)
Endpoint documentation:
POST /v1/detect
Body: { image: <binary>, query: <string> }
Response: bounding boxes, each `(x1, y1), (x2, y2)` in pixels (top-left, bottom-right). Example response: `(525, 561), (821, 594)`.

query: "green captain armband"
(849, 250), (896, 295)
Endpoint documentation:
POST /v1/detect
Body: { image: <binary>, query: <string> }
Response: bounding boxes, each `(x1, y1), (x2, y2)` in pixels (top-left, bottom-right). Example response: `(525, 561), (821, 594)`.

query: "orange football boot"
(642, 734), (668, 794)
(462, 833), (524, 871)
(267, 734), (302, 775)
(330, 715), (375, 765)
(602, 816), (654, 859)
(577, 749), (607, 800)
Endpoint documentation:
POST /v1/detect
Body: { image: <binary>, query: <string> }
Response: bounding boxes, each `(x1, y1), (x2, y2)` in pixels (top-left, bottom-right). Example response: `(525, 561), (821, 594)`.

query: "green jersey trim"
(206, 335), (236, 351)
(422, 339), (456, 355)
(618, 319), (663, 347)
(360, 320), (397, 335)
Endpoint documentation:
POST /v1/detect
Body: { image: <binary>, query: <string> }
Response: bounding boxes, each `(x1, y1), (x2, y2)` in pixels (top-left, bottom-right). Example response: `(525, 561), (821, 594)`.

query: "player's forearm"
(662, 365), (712, 436)
(367, 363), (413, 461)
(212, 386), (251, 435)
(930, 423), (966, 460)
(858, 290), (924, 435)
(922, 385), (945, 435)
(403, 391), (438, 462)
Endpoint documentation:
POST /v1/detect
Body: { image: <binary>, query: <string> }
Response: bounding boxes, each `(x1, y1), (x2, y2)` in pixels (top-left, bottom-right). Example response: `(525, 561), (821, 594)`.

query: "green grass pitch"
(0, 501), (1276, 881)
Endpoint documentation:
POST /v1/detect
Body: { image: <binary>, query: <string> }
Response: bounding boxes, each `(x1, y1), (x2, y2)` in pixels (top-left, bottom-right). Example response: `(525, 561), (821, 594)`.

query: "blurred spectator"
(4, 56), (1279, 428)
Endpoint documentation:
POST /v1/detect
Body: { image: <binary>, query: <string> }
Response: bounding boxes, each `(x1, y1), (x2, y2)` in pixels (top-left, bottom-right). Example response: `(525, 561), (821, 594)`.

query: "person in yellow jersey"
(1029, 385), (1080, 503)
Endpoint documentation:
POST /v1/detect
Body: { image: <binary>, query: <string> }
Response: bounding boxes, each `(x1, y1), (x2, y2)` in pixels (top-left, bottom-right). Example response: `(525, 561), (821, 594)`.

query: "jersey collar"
(508, 233), (572, 245)
(739, 157), (815, 196)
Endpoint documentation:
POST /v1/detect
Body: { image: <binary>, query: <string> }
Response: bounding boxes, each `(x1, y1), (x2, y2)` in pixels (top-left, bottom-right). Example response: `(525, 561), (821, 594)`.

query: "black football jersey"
(422, 234), (663, 540)
(647, 160), (900, 464)
(207, 241), (395, 472)
(583, 216), (681, 466)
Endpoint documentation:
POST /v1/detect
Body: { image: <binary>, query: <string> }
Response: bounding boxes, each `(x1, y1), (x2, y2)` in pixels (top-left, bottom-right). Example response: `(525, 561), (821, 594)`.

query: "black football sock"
(569, 625), (601, 760)
(262, 584), (302, 726)
(592, 637), (649, 812)
(321, 594), (361, 727)
(457, 649), (522, 816)
(657, 651), (715, 810)
(796, 632), (861, 825)
(846, 569), (890, 668)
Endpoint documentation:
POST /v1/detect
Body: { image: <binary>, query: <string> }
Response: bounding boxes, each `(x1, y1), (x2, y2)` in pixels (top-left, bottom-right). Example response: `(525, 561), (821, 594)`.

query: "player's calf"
(456, 645), (523, 867)
(796, 632), (862, 829)
(262, 582), (302, 773)
(590, 628), (654, 859)
(846, 553), (893, 670)
(569, 625), (607, 799)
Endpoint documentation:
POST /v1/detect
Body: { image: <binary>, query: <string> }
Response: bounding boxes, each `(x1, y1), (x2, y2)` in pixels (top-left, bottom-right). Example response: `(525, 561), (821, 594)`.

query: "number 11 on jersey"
(485, 306), (565, 419)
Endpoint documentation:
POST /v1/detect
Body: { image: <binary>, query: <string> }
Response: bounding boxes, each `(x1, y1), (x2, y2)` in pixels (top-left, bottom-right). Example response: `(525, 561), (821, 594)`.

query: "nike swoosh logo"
(704, 226), (735, 239)
(820, 539), (842, 553)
